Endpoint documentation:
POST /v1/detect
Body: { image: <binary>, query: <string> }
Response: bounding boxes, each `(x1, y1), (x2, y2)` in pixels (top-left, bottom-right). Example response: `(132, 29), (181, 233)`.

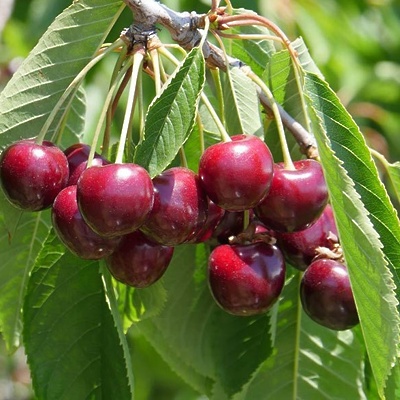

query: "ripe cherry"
(64, 143), (108, 186)
(140, 167), (208, 246)
(255, 159), (329, 232)
(188, 198), (225, 243)
(300, 259), (359, 330)
(199, 134), (274, 211)
(212, 210), (253, 244)
(52, 185), (120, 259)
(106, 230), (174, 288)
(0, 139), (69, 211)
(208, 242), (286, 316)
(276, 205), (338, 270)
(77, 163), (154, 237)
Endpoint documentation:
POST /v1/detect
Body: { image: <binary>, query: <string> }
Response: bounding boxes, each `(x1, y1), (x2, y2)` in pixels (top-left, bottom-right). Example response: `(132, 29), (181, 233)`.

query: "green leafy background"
(1, 0), (399, 399)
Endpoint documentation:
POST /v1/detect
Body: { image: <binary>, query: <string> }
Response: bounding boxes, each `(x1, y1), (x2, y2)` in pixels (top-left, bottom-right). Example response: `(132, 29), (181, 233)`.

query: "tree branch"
(122, 0), (318, 158)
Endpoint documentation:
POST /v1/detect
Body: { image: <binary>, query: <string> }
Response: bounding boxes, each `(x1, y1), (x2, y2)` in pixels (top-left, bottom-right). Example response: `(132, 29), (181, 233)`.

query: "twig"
(122, 0), (318, 158)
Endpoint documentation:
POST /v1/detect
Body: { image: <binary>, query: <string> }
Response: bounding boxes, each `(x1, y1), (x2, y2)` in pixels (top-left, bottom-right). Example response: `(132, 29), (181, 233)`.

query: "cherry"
(208, 242), (286, 316)
(106, 230), (174, 288)
(212, 210), (251, 244)
(276, 205), (338, 270)
(77, 163), (154, 237)
(140, 167), (208, 246)
(300, 259), (359, 330)
(255, 159), (328, 232)
(198, 134), (274, 211)
(188, 198), (225, 243)
(64, 143), (109, 186)
(0, 139), (69, 211)
(52, 185), (120, 259)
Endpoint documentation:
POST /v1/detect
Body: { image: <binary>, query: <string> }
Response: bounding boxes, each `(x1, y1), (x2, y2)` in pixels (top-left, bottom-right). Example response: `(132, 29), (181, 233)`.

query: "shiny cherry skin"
(188, 198), (225, 243)
(208, 242), (286, 316)
(77, 163), (154, 237)
(255, 159), (329, 232)
(64, 143), (108, 186)
(276, 205), (338, 270)
(0, 139), (69, 211)
(52, 185), (120, 259)
(140, 167), (208, 246)
(300, 259), (359, 330)
(211, 210), (254, 244)
(106, 230), (174, 288)
(199, 134), (274, 211)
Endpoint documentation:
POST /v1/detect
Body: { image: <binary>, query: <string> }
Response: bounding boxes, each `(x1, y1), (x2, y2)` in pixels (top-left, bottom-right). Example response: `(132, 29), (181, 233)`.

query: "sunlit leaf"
(304, 71), (400, 397)
(134, 47), (205, 177)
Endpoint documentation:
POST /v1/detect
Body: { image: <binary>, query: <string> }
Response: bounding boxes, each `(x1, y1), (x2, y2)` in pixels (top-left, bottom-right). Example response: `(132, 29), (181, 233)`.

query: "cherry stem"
(115, 49), (145, 164)
(35, 38), (124, 145)
(247, 71), (295, 170)
(196, 113), (205, 154)
(218, 13), (297, 62)
(87, 58), (133, 167)
(150, 47), (162, 96)
(200, 92), (231, 142)
(103, 46), (129, 155)
(210, 68), (226, 126)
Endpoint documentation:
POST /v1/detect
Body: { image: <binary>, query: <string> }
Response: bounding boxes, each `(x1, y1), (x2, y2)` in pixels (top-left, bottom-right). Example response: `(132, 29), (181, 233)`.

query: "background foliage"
(0, 0), (399, 399)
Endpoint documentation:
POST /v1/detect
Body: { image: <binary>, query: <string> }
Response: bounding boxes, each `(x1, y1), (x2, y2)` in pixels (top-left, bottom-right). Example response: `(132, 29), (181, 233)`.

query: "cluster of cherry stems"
(0, 133), (359, 331)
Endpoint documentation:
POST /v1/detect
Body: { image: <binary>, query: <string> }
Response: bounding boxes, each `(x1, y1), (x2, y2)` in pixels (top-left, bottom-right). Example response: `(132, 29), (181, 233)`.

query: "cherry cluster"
(0, 135), (359, 331)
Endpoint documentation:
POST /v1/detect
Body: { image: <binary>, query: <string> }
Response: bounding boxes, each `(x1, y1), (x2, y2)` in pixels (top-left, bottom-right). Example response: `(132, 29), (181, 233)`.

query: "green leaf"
(0, 194), (51, 351)
(23, 232), (133, 400)
(116, 279), (168, 331)
(304, 71), (400, 397)
(0, 0), (124, 152)
(0, 0), (123, 351)
(135, 244), (273, 398)
(385, 161), (400, 206)
(134, 47), (205, 177)
(224, 10), (276, 77)
(222, 67), (263, 137)
(233, 271), (367, 399)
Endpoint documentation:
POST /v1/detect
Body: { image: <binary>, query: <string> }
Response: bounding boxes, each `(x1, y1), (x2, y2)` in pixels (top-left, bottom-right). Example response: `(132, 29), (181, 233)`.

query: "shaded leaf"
(116, 280), (168, 331)
(136, 244), (273, 398)
(23, 232), (133, 400)
(222, 67), (263, 137)
(385, 161), (400, 206)
(0, 194), (51, 351)
(234, 271), (367, 400)
(134, 47), (205, 177)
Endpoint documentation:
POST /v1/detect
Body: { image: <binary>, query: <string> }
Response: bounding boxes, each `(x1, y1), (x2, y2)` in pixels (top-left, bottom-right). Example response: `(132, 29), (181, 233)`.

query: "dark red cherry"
(140, 167), (208, 246)
(188, 198), (225, 243)
(52, 185), (120, 259)
(77, 163), (154, 237)
(255, 159), (328, 232)
(106, 230), (174, 288)
(208, 242), (286, 316)
(199, 134), (274, 211)
(0, 139), (69, 211)
(212, 210), (251, 244)
(300, 259), (359, 330)
(64, 143), (109, 186)
(276, 205), (338, 270)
